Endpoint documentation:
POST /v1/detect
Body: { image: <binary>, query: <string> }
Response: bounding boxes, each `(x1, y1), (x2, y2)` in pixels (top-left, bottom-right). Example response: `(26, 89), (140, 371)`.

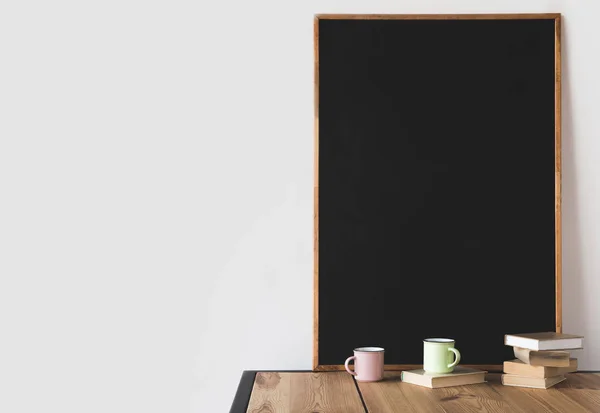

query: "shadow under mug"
(423, 338), (461, 373)
(344, 347), (385, 382)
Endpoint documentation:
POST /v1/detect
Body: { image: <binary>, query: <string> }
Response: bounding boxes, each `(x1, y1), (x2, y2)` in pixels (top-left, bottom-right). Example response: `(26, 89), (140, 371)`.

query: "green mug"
(423, 338), (461, 373)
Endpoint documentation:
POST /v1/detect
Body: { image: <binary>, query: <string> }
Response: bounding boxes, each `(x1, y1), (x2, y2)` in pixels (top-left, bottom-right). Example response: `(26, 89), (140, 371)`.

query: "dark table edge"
(229, 370), (600, 413)
(229, 371), (257, 413)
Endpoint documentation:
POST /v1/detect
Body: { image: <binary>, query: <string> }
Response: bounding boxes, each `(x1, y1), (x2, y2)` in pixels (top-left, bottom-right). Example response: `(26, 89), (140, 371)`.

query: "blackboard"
(314, 14), (561, 370)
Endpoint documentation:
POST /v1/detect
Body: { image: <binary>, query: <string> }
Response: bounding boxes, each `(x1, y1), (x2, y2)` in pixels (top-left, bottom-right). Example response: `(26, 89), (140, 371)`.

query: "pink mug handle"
(344, 356), (357, 376)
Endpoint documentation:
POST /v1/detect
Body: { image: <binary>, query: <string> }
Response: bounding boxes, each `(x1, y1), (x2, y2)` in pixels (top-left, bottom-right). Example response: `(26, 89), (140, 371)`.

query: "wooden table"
(230, 371), (600, 412)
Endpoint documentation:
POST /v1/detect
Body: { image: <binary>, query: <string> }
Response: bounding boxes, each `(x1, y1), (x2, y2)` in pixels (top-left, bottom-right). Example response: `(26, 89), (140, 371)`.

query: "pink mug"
(344, 347), (385, 382)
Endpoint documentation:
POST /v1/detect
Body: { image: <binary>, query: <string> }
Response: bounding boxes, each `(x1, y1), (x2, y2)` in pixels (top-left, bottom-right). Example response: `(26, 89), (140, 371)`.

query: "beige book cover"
(501, 374), (566, 389)
(513, 347), (571, 367)
(503, 358), (577, 378)
(401, 366), (486, 389)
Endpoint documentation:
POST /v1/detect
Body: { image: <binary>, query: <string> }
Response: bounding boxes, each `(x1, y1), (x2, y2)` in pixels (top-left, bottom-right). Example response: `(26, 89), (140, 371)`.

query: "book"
(503, 358), (577, 378)
(513, 346), (571, 367)
(401, 366), (486, 389)
(504, 332), (583, 351)
(501, 374), (566, 389)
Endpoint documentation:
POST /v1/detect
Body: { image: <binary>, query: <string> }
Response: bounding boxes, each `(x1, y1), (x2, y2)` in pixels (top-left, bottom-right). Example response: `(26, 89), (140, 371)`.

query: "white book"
(504, 332), (583, 351)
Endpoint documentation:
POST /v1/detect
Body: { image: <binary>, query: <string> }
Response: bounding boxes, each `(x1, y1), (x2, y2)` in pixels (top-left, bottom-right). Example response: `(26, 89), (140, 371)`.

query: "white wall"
(0, 1), (598, 412)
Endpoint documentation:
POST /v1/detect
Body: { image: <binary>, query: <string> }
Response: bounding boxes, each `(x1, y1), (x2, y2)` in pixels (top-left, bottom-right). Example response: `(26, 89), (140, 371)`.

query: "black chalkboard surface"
(314, 15), (561, 370)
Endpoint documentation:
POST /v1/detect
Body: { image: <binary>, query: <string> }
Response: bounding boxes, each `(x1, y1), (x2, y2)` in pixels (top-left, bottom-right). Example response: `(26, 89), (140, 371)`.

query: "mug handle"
(448, 347), (461, 368)
(344, 356), (357, 376)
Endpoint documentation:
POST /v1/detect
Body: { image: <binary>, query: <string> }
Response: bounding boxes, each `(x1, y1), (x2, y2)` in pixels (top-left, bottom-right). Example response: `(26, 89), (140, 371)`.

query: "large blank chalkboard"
(314, 14), (561, 370)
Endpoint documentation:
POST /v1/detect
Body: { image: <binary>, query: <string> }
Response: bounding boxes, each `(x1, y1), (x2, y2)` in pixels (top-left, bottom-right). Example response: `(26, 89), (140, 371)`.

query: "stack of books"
(502, 332), (583, 389)
(401, 366), (487, 389)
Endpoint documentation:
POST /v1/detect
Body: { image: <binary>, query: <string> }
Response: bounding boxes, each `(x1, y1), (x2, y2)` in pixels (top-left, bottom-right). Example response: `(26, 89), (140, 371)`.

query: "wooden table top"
(230, 371), (600, 413)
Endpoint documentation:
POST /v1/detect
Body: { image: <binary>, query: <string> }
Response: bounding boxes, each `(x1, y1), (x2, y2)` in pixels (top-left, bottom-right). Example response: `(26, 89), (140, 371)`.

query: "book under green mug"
(423, 338), (461, 373)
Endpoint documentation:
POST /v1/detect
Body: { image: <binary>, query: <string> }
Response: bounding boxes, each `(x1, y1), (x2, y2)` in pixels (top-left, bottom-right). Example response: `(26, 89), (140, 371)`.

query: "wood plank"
(359, 372), (509, 413)
(564, 373), (600, 389)
(313, 15), (320, 371)
(432, 375), (517, 413)
(358, 372), (600, 413)
(555, 14), (563, 334)
(487, 375), (583, 413)
(507, 382), (588, 412)
(556, 374), (600, 412)
(358, 372), (442, 413)
(247, 372), (291, 413)
(246, 372), (364, 413)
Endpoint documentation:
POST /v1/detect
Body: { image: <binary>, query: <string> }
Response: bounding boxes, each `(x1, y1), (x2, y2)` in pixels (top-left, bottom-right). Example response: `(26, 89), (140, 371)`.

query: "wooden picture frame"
(313, 13), (562, 371)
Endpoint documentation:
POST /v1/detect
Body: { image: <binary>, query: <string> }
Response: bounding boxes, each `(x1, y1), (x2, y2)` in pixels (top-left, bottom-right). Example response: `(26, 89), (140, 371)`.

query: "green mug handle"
(448, 347), (461, 369)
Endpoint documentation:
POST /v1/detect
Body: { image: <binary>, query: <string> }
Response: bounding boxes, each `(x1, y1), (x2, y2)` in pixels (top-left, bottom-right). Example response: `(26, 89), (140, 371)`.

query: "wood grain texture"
(315, 14), (562, 20)
(313, 15), (320, 371)
(357, 372), (600, 413)
(559, 374), (600, 412)
(242, 373), (600, 413)
(555, 14), (563, 334)
(246, 372), (365, 413)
